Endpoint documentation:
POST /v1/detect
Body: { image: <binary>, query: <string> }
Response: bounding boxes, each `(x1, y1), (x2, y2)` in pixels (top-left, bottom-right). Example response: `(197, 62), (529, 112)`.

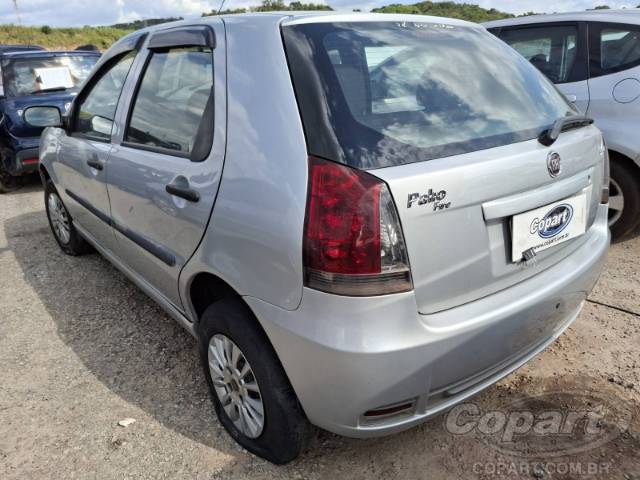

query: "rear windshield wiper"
(28, 86), (68, 95)
(538, 115), (594, 147)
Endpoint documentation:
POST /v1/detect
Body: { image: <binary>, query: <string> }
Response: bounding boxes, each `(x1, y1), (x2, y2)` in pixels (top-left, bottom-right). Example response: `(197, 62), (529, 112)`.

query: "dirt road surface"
(1, 180), (638, 479)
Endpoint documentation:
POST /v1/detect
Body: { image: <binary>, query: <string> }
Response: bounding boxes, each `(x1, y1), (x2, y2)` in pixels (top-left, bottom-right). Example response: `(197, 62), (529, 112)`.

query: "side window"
(500, 26), (578, 83)
(124, 47), (213, 157)
(74, 51), (136, 140)
(591, 23), (640, 77)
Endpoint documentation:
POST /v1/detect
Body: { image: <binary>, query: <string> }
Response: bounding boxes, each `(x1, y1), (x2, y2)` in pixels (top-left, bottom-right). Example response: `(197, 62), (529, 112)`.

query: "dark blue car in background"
(0, 45), (100, 192)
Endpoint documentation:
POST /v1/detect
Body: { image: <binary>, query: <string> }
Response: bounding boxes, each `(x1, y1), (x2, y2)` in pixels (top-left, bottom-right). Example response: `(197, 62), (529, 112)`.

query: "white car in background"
(486, 10), (640, 239)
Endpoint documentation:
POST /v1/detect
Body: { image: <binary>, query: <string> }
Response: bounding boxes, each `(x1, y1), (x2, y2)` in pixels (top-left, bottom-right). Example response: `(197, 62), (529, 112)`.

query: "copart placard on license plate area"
(511, 193), (587, 262)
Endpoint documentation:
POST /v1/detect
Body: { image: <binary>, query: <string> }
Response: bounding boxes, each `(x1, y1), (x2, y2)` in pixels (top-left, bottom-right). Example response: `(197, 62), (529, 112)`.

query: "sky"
(0, 0), (638, 27)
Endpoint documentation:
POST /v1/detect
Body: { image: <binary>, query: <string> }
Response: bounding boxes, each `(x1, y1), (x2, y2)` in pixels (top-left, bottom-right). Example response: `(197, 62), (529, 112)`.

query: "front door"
(107, 22), (226, 309)
(55, 51), (138, 252)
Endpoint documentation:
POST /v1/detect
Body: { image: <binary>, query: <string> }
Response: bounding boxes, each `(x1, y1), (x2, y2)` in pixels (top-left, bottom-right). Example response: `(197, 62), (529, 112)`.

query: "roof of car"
(0, 44), (45, 54)
(484, 9), (640, 29)
(0, 49), (101, 59)
(108, 11), (483, 58)
(130, 11), (480, 33)
(275, 11), (478, 27)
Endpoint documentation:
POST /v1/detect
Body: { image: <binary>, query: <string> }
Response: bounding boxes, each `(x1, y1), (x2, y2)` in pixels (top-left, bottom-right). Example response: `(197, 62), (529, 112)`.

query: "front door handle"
(166, 183), (200, 202)
(87, 158), (104, 171)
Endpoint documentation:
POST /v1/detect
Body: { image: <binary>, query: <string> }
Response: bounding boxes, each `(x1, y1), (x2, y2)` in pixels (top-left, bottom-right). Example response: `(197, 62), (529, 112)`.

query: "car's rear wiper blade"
(28, 86), (67, 95)
(538, 115), (594, 147)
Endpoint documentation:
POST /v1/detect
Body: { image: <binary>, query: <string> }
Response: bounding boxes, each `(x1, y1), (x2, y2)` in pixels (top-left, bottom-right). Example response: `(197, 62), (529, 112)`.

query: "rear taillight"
(303, 156), (412, 296)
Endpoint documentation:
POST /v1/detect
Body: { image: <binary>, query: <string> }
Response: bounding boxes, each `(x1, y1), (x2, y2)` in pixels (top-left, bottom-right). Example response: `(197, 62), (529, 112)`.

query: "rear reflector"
(600, 136), (610, 204)
(22, 158), (39, 165)
(303, 157), (412, 296)
(364, 399), (416, 418)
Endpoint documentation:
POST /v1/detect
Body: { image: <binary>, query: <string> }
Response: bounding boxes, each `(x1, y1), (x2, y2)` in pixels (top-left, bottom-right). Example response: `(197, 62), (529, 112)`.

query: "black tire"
(44, 180), (92, 255)
(198, 298), (314, 464)
(609, 158), (640, 240)
(0, 167), (22, 193)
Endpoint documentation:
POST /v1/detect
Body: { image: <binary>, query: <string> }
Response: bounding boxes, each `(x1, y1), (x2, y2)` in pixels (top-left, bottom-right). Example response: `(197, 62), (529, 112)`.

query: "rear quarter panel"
(587, 64), (640, 166)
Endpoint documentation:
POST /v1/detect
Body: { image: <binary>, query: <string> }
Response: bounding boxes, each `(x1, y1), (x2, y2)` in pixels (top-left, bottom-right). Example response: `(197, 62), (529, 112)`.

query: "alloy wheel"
(48, 192), (71, 244)
(0, 169), (21, 192)
(608, 178), (624, 227)
(208, 333), (265, 438)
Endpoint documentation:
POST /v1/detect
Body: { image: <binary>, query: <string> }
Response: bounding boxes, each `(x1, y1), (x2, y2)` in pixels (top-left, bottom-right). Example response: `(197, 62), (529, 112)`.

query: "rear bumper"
(13, 147), (40, 174)
(1, 144), (40, 175)
(246, 205), (610, 438)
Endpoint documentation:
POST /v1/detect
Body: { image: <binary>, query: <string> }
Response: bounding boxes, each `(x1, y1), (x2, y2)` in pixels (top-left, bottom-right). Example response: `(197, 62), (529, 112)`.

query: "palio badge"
(407, 189), (451, 211)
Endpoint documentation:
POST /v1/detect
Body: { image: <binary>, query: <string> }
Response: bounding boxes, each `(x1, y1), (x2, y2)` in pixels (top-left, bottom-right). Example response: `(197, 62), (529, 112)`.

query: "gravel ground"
(1, 179), (639, 480)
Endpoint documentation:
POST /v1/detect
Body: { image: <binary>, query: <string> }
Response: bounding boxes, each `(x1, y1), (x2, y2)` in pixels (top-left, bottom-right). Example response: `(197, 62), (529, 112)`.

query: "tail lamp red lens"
(305, 157), (381, 274)
(303, 156), (412, 296)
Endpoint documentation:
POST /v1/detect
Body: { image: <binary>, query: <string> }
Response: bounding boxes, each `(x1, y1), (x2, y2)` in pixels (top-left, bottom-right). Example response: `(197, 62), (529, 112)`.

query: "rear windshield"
(282, 21), (576, 169)
(1, 55), (98, 97)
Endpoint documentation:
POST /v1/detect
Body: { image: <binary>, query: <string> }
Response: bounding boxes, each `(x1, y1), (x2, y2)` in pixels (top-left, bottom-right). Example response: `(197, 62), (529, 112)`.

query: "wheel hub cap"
(208, 334), (265, 438)
(48, 192), (71, 244)
(608, 178), (624, 227)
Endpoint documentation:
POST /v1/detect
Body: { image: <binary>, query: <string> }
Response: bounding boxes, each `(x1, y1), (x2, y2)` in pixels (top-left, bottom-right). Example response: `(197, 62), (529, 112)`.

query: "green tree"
(288, 1), (332, 10)
(372, 1), (513, 22)
(202, 8), (247, 16)
(40, 25), (51, 35)
(254, 0), (286, 11)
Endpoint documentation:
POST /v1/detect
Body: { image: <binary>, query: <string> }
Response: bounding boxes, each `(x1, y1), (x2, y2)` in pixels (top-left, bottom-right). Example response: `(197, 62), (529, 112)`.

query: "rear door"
(494, 23), (591, 113)
(586, 22), (640, 145)
(106, 22), (226, 308)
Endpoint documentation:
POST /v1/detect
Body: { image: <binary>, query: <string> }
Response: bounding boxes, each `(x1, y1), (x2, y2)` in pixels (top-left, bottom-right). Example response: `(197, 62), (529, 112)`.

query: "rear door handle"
(166, 183), (200, 202)
(87, 159), (104, 171)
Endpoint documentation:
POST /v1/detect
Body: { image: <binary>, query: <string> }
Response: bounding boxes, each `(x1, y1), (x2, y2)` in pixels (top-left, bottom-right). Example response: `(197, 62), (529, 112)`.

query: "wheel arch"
(187, 271), (306, 409)
(39, 164), (51, 185)
(187, 272), (280, 345)
(609, 149), (640, 179)
(188, 271), (242, 322)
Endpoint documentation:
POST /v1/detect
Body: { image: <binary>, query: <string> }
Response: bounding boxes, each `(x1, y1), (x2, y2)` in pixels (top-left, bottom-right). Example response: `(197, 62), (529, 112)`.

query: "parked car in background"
(0, 44), (45, 54)
(486, 10), (640, 239)
(27, 13), (609, 463)
(0, 46), (100, 192)
(75, 44), (100, 52)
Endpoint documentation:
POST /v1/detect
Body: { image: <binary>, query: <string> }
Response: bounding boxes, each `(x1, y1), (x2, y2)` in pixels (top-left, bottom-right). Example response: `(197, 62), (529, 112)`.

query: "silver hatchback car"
(27, 13), (609, 463)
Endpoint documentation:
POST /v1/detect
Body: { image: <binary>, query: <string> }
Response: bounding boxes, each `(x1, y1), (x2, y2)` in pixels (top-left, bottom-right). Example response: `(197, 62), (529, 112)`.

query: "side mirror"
(90, 115), (113, 136)
(24, 106), (62, 128)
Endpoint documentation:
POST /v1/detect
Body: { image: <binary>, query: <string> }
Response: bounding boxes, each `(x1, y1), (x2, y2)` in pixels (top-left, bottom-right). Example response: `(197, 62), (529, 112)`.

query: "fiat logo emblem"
(547, 151), (561, 178)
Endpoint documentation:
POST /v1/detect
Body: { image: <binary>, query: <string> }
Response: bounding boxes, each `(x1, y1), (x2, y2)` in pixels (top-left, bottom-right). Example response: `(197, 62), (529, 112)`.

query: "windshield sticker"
(34, 66), (74, 91)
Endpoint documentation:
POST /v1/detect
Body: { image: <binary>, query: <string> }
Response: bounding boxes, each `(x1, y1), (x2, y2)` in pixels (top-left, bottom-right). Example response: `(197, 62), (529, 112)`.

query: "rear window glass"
(283, 22), (575, 169)
(1, 55), (98, 97)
